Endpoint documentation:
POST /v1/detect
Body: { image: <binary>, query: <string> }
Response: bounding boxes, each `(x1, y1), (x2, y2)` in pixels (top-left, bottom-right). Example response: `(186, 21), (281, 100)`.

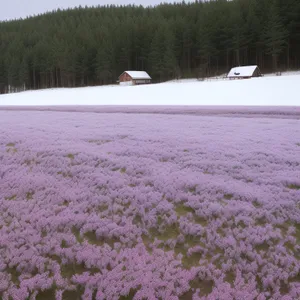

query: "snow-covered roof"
(228, 65), (259, 78)
(121, 71), (151, 80)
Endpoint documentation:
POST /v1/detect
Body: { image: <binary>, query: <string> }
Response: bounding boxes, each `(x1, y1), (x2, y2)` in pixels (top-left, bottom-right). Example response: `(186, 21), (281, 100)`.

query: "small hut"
(227, 65), (262, 80)
(118, 71), (152, 86)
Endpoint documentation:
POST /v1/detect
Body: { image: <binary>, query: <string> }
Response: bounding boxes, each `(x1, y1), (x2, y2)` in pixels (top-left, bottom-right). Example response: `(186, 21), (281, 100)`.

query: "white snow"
(120, 71), (151, 80)
(0, 74), (299, 106)
(228, 65), (259, 78)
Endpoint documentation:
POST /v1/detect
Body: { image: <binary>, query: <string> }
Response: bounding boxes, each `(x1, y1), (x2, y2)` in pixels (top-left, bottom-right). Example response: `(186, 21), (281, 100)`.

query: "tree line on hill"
(0, 0), (299, 94)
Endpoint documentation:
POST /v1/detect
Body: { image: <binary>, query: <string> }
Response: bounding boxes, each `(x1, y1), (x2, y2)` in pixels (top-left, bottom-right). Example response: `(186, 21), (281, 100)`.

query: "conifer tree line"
(0, 0), (299, 94)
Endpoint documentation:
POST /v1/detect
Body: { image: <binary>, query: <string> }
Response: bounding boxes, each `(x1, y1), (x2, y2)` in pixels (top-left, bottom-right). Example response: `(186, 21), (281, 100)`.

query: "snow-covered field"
(0, 74), (299, 107)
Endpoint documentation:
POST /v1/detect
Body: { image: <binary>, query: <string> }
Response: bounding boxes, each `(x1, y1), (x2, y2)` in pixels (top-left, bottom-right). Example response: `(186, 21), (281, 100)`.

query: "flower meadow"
(0, 108), (300, 300)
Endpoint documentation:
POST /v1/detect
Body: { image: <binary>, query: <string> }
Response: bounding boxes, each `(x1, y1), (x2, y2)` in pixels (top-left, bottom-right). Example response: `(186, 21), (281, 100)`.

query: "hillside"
(0, 74), (299, 107)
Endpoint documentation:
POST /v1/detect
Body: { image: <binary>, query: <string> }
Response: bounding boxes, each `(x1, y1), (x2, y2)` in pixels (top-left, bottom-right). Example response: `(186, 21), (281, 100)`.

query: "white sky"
(0, 0), (194, 21)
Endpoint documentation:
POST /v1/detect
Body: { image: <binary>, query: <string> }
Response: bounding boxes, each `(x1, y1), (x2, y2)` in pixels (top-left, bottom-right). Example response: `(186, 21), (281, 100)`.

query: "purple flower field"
(0, 108), (300, 300)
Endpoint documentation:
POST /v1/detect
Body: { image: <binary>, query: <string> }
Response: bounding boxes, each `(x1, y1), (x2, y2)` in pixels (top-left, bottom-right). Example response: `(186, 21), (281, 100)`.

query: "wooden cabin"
(227, 65), (262, 80)
(118, 71), (152, 86)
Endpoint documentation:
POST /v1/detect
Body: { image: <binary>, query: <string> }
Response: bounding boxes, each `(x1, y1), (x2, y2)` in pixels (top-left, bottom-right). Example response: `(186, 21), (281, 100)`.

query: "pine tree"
(148, 27), (165, 82)
(162, 25), (179, 80)
(0, 59), (7, 94)
(96, 38), (115, 85)
(263, 0), (288, 71)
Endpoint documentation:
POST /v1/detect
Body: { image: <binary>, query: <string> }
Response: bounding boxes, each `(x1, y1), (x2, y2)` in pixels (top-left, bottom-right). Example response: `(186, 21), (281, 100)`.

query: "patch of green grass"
(173, 241), (185, 256)
(61, 262), (86, 279)
(149, 223), (180, 242)
(187, 185), (197, 194)
(284, 241), (295, 254)
(219, 199), (228, 207)
(193, 215), (207, 227)
(217, 227), (225, 237)
(66, 153), (75, 160)
(6, 142), (17, 153)
(5, 194), (17, 201)
(120, 167), (127, 173)
(290, 273), (300, 283)
(157, 215), (163, 225)
(26, 191), (34, 200)
(175, 203), (195, 216)
(84, 231), (119, 248)
(62, 262), (100, 280)
(6, 143), (15, 147)
(61, 240), (68, 248)
(95, 160), (102, 168)
(133, 215), (142, 225)
(24, 159), (38, 166)
(236, 220), (247, 228)
(57, 171), (73, 178)
(182, 252), (202, 269)
(203, 170), (212, 175)
(97, 204), (108, 213)
(6, 267), (20, 285)
(179, 290), (194, 300)
(48, 255), (61, 264)
(287, 184), (300, 190)
(252, 200), (262, 208)
(280, 281), (290, 295)
(142, 234), (153, 253)
(240, 252), (253, 263)
(62, 290), (83, 300)
(224, 271), (235, 287)
(185, 235), (205, 248)
(88, 139), (111, 145)
(180, 278), (214, 299)
(255, 217), (266, 226)
(256, 275), (263, 292)
(119, 288), (139, 300)
(224, 194), (233, 200)
(295, 223), (300, 244)
(6, 148), (17, 153)
(255, 241), (270, 252)
(41, 230), (47, 238)
(71, 226), (84, 243)
(96, 185), (107, 192)
(62, 200), (69, 207)
(36, 287), (56, 300)
(205, 247), (224, 267)
(159, 157), (169, 163)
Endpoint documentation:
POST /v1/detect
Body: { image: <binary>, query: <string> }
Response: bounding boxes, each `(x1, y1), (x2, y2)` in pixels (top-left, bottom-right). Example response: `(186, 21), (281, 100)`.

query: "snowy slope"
(0, 74), (299, 106)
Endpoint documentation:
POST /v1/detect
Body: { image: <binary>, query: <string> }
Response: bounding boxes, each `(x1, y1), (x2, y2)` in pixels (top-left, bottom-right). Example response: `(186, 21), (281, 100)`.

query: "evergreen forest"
(0, 0), (299, 93)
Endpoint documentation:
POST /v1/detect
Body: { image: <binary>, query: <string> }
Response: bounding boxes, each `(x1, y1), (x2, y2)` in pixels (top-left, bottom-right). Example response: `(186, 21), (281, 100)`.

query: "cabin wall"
(133, 79), (151, 85)
(119, 73), (132, 82)
(120, 81), (133, 86)
(253, 68), (262, 77)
